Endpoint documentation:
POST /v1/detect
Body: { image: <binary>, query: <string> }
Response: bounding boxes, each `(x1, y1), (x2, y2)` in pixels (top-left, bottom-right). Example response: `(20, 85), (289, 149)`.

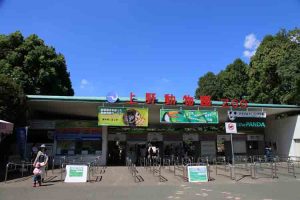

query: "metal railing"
(4, 161), (33, 183)
(126, 158), (144, 183)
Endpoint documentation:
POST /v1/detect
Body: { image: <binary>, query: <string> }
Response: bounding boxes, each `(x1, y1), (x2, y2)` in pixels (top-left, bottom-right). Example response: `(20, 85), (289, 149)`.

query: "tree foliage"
(195, 59), (249, 101)
(0, 31), (74, 95)
(219, 59), (249, 100)
(248, 28), (300, 104)
(195, 28), (300, 105)
(0, 74), (26, 124)
(195, 72), (222, 100)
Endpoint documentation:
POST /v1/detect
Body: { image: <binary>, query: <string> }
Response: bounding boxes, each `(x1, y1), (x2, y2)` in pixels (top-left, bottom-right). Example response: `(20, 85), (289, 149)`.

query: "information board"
(64, 165), (88, 183)
(187, 166), (208, 182)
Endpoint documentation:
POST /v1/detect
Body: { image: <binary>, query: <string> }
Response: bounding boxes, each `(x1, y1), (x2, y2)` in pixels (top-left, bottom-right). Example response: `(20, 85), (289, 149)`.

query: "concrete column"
(101, 126), (108, 165)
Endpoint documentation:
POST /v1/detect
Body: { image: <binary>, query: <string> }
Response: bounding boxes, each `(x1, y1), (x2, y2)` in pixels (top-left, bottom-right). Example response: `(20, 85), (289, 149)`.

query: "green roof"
(26, 95), (300, 109)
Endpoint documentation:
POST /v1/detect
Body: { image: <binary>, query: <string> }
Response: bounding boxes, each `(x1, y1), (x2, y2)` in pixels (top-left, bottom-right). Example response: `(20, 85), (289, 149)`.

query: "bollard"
(5, 163), (10, 183)
(21, 161), (25, 177)
(52, 158), (55, 174)
(88, 163), (90, 182)
(230, 165), (235, 180)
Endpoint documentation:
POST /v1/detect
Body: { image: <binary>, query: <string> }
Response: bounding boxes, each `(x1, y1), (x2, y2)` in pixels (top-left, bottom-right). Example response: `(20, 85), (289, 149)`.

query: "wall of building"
(265, 115), (300, 157)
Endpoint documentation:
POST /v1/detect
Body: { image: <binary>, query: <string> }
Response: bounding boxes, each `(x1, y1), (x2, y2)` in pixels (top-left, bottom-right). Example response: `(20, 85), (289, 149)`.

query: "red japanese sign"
(183, 95), (194, 106)
(146, 93), (156, 104)
(165, 94), (176, 105)
(200, 96), (212, 107)
(124, 92), (248, 108)
(128, 92), (137, 104)
(221, 99), (248, 108)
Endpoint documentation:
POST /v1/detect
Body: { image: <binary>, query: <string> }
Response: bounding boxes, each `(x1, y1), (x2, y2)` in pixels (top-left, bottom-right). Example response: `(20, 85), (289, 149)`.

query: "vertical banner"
(16, 127), (28, 160)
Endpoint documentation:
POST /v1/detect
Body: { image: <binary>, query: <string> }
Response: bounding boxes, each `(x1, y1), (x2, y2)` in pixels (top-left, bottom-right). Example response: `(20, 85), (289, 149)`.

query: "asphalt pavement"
(1, 166), (300, 200)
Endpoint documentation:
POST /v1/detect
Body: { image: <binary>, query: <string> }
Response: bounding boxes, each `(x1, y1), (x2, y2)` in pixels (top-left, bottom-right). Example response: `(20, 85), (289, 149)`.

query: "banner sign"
(65, 165), (88, 183)
(227, 111), (266, 129)
(187, 166), (208, 182)
(237, 121), (266, 128)
(228, 111), (266, 121)
(98, 107), (148, 127)
(160, 109), (218, 124)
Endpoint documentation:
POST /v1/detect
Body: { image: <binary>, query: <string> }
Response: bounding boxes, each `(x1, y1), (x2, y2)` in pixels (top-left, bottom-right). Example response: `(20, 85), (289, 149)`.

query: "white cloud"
(243, 50), (256, 58)
(80, 79), (89, 89)
(244, 34), (260, 49)
(243, 33), (260, 59)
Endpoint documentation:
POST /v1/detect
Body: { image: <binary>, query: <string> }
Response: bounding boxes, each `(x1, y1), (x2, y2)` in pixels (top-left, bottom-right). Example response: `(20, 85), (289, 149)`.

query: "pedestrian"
(32, 162), (44, 187)
(33, 144), (48, 182)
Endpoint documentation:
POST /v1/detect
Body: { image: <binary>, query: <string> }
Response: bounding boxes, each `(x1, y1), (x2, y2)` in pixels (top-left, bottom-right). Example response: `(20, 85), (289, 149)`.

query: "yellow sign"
(98, 107), (148, 127)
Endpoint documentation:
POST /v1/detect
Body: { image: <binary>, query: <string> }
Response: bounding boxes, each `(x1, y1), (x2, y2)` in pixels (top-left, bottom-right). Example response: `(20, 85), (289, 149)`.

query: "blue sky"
(0, 0), (299, 99)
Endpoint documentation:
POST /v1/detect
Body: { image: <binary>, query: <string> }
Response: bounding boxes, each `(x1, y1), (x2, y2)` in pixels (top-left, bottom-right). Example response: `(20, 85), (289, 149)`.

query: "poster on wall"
(160, 109), (218, 124)
(98, 107), (148, 127)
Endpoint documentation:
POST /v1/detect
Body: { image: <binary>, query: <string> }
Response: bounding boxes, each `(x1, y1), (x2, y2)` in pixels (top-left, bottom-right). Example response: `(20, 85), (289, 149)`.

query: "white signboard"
(64, 165), (88, 183)
(228, 111), (266, 121)
(201, 141), (216, 157)
(187, 166), (208, 182)
(225, 122), (237, 134)
(183, 133), (199, 141)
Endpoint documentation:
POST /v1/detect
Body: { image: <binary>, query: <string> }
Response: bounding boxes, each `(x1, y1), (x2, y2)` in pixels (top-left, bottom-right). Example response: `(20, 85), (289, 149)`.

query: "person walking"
(33, 144), (48, 182)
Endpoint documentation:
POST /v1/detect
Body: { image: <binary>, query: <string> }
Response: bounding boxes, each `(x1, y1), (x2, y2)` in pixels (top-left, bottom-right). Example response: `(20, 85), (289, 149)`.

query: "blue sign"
(16, 127), (28, 159)
(106, 92), (119, 103)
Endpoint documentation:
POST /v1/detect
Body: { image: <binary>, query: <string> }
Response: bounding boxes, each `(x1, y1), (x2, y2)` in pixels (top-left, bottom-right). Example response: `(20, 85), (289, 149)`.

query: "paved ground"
(1, 166), (300, 200)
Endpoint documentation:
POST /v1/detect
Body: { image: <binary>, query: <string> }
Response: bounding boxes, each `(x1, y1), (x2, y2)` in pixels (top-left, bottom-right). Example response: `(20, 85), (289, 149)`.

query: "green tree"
(219, 58), (249, 100)
(0, 74), (26, 124)
(195, 72), (223, 100)
(0, 31), (74, 95)
(248, 28), (300, 104)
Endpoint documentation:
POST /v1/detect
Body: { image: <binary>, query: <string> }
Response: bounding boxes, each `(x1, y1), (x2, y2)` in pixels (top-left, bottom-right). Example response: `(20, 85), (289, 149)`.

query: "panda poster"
(98, 107), (148, 127)
(160, 109), (218, 124)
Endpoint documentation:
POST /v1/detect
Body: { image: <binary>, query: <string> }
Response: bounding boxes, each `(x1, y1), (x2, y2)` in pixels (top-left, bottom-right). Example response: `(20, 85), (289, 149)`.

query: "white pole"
(230, 133), (234, 165)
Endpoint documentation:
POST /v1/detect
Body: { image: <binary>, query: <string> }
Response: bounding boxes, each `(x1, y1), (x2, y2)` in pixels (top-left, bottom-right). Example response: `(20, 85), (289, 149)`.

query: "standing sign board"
(187, 166), (208, 182)
(64, 165), (88, 183)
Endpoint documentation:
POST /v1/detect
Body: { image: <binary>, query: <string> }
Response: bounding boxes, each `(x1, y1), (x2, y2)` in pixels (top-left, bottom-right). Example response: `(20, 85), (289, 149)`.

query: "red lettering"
(200, 96), (212, 107)
(222, 98), (229, 108)
(165, 94), (176, 105)
(240, 99), (248, 108)
(128, 92), (137, 104)
(231, 99), (239, 108)
(146, 93), (156, 104)
(183, 95), (194, 106)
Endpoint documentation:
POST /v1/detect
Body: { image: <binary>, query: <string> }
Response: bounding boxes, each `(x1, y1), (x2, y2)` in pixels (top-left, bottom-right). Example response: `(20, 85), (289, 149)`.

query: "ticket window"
(56, 139), (102, 155)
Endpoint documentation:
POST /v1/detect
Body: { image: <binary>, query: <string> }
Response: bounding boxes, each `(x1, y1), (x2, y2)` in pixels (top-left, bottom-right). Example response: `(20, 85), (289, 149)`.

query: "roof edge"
(26, 95), (300, 109)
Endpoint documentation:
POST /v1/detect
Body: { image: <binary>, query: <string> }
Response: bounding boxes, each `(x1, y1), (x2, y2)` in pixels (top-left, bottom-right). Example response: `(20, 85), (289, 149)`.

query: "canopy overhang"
(0, 120), (14, 135)
(27, 95), (300, 126)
